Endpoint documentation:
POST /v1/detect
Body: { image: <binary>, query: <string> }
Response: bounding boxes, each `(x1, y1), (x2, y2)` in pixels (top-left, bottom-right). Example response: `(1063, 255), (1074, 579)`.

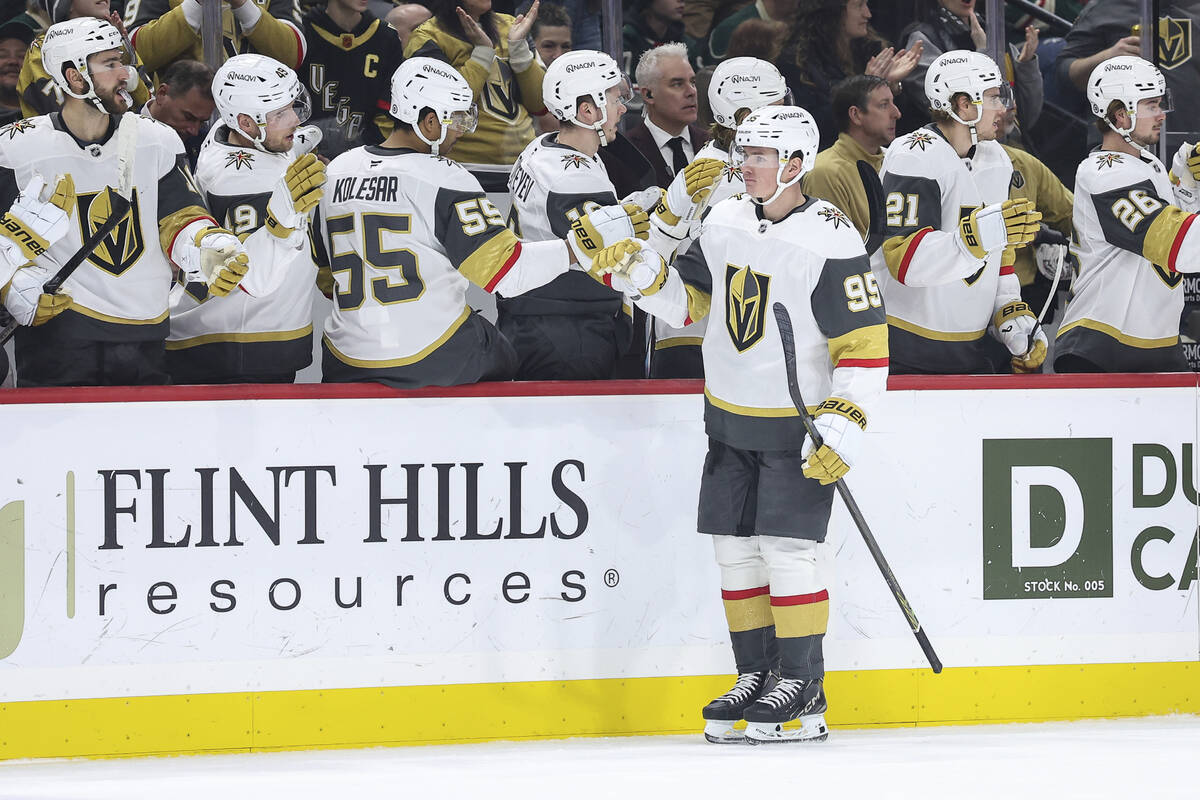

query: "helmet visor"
(1140, 90), (1173, 114)
(981, 83), (1014, 111)
(731, 145), (783, 169)
(265, 86), (313, 128)
(446, 104), (478, 133)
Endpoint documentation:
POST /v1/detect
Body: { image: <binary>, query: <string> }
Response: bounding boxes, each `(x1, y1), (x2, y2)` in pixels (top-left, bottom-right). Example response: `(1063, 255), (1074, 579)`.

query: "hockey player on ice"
(500, 48), (654, 381)
(1054, 55), (1200, 373)
(643, 56), (789, 378)
(0, 17), (249, 386)
(585, 106), (888, 743)
(872, 50), (1044, 375)
(316, 57), (645, 388)
(166, 54), (327, 385)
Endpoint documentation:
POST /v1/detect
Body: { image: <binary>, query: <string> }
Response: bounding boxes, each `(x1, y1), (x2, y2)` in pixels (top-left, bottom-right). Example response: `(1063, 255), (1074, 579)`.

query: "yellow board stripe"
(1057, 317), (1179, 349)
(0, 662), (1194, 760)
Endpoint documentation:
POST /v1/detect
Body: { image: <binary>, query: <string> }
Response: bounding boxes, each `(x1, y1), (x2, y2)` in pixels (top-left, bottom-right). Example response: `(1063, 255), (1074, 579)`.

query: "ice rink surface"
(2, 716), (1197, 800)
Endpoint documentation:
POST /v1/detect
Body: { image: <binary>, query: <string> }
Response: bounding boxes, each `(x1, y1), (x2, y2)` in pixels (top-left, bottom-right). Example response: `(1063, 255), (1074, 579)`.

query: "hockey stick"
(0, 114), (137, 346)
(856, 160), (886, 256)
(772, 302), (943, 674)
(1026, 229), (1071, 355)
(0, 191), (133, 346)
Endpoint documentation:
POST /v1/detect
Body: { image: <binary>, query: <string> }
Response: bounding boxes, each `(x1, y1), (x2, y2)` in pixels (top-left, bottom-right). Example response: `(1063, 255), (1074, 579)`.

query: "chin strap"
(1105, 115), (1157, 162)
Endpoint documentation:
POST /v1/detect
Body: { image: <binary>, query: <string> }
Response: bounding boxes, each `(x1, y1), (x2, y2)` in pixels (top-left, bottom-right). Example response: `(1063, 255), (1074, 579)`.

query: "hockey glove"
(802, 398), (867, 486)
(266, 153), (326, 238)
(289, 125), (323, 158)
(1169, 142), (1200, 211)
(1, 263), (71, 326)
(992, 300), (1047, 373)
(656, 157), (724, 227)
(568, 203), (650, 266)
(174, 223), (251, 297)
(590, 238), (668, 296)
(958, 198), (1041, 260)
(0, 174), (75, 270)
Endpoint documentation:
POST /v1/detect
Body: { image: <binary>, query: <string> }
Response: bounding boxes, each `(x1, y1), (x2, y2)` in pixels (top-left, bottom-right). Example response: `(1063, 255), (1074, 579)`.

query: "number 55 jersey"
(316, 145), (573, 386)
(1055, 148), (1200, 371)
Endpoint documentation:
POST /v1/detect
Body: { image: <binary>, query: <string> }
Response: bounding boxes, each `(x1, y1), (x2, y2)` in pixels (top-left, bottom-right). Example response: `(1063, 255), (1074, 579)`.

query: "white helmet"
(542, 49), (627, 145)
(732, 105), (820, 206)
(389, 57), (477, 156)
(213, 54), (312, 152)
(41, 19), (133, 113)
(708, 57), (789, 130)
(1087, 55), (1170, 135)
(925, 50), (1011, 144)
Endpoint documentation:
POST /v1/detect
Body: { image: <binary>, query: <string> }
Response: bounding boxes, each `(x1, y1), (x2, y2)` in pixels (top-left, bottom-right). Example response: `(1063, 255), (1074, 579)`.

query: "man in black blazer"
(627, 42), (711, 189)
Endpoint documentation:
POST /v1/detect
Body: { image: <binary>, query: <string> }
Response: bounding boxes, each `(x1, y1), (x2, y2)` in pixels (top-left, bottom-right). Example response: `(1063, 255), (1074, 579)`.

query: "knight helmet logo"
(725, 263), (771, 352)
(77, 188), (145, 277)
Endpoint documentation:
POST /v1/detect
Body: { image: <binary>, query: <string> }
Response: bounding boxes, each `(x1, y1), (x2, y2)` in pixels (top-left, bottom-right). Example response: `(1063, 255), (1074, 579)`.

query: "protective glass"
(612, 74), (634, 105)
(731, 145), (783, 169)
(446, 104), (479, 133)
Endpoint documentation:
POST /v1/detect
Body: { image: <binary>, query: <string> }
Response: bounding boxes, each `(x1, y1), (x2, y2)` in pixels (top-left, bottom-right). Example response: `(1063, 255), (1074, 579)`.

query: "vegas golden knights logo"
(1157, 18), (1192, 71)
(76, 189), (145, 276)
(481, 60), (521, 123)
(725, 264), (770, 352)
(1152, 263), (1184, 289)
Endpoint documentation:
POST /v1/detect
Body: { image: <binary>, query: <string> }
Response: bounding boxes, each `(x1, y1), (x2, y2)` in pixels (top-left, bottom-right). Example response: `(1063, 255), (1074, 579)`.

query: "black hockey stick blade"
(773, 302), (943, 674)
(0, 188), (131, 347)
(856, 160), (886, 256)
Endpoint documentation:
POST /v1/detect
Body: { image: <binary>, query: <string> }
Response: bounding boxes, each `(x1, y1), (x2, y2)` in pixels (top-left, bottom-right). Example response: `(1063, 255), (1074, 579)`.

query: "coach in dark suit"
(626, 42), (711, 189)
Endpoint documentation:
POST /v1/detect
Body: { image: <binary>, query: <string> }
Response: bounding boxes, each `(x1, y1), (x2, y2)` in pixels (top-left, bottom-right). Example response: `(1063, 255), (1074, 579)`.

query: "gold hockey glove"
(1, 264), (71, 326)
(266, 153), (326, 238)
(802, 398), (867, 486)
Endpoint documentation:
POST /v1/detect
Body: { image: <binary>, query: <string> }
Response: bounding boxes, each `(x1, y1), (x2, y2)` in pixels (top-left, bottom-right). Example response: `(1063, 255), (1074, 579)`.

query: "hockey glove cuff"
(992, 300), (1038, 355)
(1012, 329), (1048, 373)
(592, 239), (668, 297)
(2, 263), (71, 326)
(289, 126), (324, 158)
(959, 199), (1041, 260)
(0, 174), (75, 269)
(1170, 142), (1200, 211)
(568, 203), (648, 266)
(802, 398), (866, 486)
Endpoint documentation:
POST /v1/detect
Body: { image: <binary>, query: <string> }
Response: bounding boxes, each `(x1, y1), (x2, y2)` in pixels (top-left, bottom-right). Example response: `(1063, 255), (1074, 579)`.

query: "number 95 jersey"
(317, 146), (518, 367)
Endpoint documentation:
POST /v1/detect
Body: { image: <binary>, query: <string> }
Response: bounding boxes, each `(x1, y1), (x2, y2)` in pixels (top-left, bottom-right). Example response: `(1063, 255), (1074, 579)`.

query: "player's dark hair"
(1094, 99), (1126, 134)
(531, 3), (571, 39)
(428, 0), (499, 47)
(393, 106), (439, 135)
(161, 60), (215, 101)
(832, 75), (890, 133)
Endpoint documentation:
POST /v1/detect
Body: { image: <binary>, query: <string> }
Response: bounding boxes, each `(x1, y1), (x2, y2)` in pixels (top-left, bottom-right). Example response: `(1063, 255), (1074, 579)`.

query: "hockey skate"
(743, 678), (829, 743)
(701, 671), (777, 744)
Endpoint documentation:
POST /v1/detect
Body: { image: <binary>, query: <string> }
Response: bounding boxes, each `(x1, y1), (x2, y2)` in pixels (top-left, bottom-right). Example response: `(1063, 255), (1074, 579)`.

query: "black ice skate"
(701, 671), (777, 744)
(743, 677), (829, 743)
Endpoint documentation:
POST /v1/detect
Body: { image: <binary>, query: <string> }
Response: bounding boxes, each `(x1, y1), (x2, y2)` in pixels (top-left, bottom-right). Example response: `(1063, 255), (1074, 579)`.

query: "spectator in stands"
(141, 59), (214, 165)
(694, 0), (796, 67)
(900, 0), (1043, 135)
(628, 42), (708, 189)
(387, 4), (432, 49)
(803, 74), (898, 237)
(696, 17), (788, 126)
(406, 0), (546, 165)
(622, 0), (692, 77)
(528, 0), (598, 52)
(682, 0), (751, 41)
(302, 0), (402, 159)
(0, 14), (34, 125)
(530, 1), (569, 66)
(20, 0), (151, 117)
(127, 0), (306, 77)
(780, 0), (921, 151)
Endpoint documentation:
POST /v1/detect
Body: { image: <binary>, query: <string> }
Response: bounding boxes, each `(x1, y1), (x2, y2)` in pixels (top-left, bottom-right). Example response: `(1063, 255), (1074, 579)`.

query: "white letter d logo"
(1010, 466), (1084, 568)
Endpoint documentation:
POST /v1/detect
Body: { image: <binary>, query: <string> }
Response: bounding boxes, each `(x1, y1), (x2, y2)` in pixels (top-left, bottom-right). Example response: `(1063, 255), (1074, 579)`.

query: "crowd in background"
(1, 0), (1196, 385)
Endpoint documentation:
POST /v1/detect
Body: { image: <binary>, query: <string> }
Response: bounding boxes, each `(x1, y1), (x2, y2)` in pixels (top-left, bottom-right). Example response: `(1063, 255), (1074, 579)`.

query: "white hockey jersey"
(649, 141), (746, 355)
(166, 123), (319, 380)
(503, 132), (626, 314)
(1056, 148), (1200, 371)
(318, 145), (570, 373)
(871, 126), (1021, 373)
(635, 194), (889, 451)
(0, 113), (212, 341)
